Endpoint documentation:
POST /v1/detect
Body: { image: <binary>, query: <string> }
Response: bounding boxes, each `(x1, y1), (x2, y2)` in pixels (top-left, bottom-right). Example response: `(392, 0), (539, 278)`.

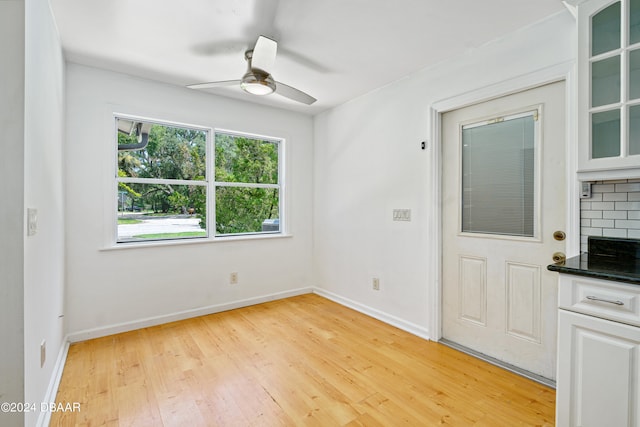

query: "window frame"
(111, 113), (286, 247)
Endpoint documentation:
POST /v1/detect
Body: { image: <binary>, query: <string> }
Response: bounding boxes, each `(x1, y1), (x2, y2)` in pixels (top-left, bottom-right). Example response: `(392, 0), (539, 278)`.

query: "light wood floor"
(51, 294), (555, 426)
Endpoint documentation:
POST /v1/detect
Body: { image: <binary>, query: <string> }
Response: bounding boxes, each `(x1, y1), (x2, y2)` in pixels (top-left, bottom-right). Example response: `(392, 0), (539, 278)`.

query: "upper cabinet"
(578, 0), (640, 179)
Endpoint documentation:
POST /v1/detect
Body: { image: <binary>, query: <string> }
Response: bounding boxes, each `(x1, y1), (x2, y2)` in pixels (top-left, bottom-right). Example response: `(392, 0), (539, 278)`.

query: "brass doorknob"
(553, 231), (566, 241)
(552, 252), (566, 264)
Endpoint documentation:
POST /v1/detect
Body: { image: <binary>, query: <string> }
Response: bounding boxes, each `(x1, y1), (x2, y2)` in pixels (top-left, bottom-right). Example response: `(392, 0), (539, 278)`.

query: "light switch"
(27, 208), (37, 236)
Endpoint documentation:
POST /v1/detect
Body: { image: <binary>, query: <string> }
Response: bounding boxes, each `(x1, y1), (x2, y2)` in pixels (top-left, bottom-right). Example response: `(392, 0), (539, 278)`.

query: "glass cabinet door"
(589, 0), (640, 160)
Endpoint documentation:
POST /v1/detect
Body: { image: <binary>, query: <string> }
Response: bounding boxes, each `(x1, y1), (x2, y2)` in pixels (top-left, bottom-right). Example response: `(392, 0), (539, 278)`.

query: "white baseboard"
(67, 287), (313, 343)
(36, 338), (70, 427)
(312, 288), (431, 340)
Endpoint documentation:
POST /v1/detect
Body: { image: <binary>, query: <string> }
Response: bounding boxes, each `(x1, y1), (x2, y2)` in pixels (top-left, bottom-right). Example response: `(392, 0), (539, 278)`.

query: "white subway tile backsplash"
(581, 210), (603, 219)
(593, 184), (615, 192)
(615, 183), (640, 192)
(615, 219), (640, 229)
(616, 201), (640, 210)
(603, 192), (627, 202)
(588, 193), (603, 202)
(580, 179), (640, 249)
(603, 228), (628, 238)
(591, 219), (615, 228)
(582, 227), (603, 236)
(603, 210), (627, 219)
(590, 202), (615, 210)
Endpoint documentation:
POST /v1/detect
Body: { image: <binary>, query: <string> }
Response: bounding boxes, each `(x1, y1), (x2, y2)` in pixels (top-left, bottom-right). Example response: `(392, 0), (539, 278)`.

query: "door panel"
(442, 81), (566, 380)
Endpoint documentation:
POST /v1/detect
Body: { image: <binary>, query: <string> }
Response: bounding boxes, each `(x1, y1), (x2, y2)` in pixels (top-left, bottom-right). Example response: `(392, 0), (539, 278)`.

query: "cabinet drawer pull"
(585, 296), (624, 306)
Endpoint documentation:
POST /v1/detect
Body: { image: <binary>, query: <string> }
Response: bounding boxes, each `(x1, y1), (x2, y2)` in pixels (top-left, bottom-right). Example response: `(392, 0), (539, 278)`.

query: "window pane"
(631, 0), (640, 45)
(462, 114), (535, 237)
(592, 2), (621, 56)
(629, 105), (640, 155)
(117, 183), (207, 242)
(592, 109), (621, 158)
(592, 55), (621, 107)
(215, 187), (279, 235)
(117, 119), (207, 181)
(215, 133), (279, 184)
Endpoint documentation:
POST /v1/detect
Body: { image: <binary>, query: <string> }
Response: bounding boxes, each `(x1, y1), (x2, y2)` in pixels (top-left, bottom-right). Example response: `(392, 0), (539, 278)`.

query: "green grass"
(118, 218), (143, 224)
(133, 231), (207, 239)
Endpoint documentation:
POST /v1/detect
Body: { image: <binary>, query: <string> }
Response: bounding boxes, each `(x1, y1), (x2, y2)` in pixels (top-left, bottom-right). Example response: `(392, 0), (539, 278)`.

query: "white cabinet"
(557, 310), (640, 426)
(556, 274), (640, 426)
(576, 0), (640, 180)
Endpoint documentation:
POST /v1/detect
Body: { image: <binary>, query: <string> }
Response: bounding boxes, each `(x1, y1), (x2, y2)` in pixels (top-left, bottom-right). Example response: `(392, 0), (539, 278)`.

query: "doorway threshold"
(439, 338), (556, 389)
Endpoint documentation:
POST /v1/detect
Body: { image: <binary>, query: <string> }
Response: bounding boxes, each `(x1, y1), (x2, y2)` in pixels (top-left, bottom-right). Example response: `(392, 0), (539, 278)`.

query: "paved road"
(118, 215), (203, 239)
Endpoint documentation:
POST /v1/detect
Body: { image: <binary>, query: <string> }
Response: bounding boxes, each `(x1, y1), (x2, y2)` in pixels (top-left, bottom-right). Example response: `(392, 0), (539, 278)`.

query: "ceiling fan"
(187, 36), (317, 105)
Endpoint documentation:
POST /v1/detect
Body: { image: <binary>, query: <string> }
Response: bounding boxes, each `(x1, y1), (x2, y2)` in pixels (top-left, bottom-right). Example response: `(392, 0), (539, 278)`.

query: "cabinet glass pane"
(592, 56), (621, 107)
(632, 0), (640, 45)
(630, 105), (640, 154)
(592, 2), (621, 56)
(631, 49), (640, 99)
(462, 115), (535, 237)
(592, 109), (621, 158)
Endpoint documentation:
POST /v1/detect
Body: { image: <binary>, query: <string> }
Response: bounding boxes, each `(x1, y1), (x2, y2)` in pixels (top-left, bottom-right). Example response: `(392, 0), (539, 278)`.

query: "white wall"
(0, 1), (25, 426)
(64, 64), (314, 337)
(23, 0), (66, 425)
(312, 11), (575, 336)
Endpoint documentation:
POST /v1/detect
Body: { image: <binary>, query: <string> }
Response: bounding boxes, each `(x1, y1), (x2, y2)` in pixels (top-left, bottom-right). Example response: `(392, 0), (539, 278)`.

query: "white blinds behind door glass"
(461, 114), (536, 237)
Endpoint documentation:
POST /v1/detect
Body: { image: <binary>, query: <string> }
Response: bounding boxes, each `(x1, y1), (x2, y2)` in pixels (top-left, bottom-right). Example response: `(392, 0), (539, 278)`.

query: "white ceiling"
(50, 0), (567, 115)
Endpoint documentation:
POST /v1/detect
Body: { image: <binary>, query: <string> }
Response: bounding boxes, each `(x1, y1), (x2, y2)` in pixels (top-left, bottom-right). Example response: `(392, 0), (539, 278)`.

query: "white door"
(441, 81), (566, 380)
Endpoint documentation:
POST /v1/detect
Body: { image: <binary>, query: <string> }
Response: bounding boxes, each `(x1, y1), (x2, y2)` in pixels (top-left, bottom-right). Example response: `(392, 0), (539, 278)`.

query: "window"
(461, 111), (538, 238)
(115, 116), (283, 244)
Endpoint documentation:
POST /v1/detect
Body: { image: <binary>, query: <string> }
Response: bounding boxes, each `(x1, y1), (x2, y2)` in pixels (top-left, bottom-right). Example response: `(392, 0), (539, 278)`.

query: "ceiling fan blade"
(251, 36), (277, 73)
(187, 80), (240, 90)
(275, 81), (317, 105)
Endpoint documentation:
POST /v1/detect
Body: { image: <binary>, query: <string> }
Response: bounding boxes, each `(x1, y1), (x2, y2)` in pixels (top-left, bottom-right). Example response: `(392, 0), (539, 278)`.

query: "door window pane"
(592, 109), (621, 158)
(629, 105), (640, 155)
(462, 114), (536, 237)
(592, 55), (621, 107)
(592, 2), (621, 56)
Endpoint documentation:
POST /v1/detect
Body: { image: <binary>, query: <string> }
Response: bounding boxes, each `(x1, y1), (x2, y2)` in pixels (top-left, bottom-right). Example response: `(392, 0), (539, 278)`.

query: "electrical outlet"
(372, 278), (380, 291)
(393, 209), (411, 221)
(230, 272), (238, 285)
(40, 340), (46, 368)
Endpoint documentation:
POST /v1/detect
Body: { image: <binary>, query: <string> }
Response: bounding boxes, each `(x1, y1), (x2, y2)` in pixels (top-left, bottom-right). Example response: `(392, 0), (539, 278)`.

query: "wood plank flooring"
(50, 294), (555, 426)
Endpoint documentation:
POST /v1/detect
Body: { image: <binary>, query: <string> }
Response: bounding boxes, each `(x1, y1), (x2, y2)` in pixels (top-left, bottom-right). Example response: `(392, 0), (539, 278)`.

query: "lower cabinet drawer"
(558, 275), (640, 327)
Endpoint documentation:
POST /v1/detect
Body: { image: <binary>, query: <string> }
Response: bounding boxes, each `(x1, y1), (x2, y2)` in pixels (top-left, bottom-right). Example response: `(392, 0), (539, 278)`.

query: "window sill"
(101, 232), (293, 251)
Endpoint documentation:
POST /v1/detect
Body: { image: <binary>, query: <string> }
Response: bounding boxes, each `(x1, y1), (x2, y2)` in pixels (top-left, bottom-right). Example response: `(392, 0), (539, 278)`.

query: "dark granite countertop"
(547, 253), (640, 285)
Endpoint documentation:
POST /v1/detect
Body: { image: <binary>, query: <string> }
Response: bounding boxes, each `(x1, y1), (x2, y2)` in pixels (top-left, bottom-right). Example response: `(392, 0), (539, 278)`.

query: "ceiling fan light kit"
(188, 35), (316, 105)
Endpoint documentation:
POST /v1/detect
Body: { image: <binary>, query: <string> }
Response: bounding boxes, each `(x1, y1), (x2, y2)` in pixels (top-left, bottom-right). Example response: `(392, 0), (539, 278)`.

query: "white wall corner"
(562, 1), (579, 20)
